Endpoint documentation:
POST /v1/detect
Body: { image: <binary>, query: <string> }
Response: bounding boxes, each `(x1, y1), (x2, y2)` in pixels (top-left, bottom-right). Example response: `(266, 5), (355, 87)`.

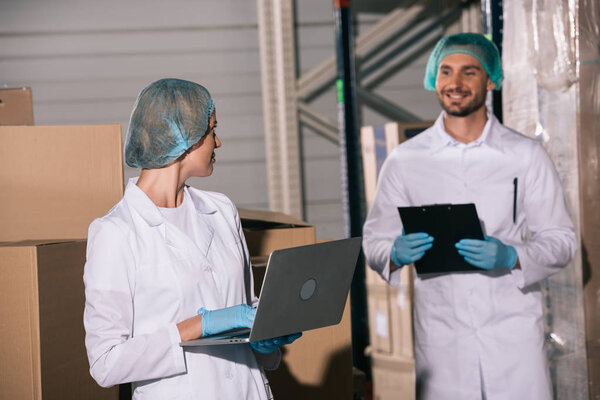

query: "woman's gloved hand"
(250, 333), (303, 354)
(197, 304), (256, 337)
(390, 232), (434, 266)
(455, 235), (518, 270)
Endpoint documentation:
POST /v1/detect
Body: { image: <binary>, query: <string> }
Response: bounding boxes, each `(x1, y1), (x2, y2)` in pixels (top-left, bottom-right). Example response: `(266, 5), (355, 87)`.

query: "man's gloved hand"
(250, 333), (302, 354)
(390, 232), (434, 266)
(455, 235), (518, 270)
(197, 304), (256, 337)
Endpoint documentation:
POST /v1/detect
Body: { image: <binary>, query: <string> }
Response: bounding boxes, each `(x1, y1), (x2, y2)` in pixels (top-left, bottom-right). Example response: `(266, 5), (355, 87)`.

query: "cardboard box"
(0, 240), (118, 400)
(366, 284), (393, 354)
(240, 212), (352, 399)
(389, 274), (414, 359)
(0, 125), (123, 241)
(239, 208), (316, 256)
(241, 208), (316, 296)
(361, 121), (431, 290)
(371, 268), (414, 359)
(0, 87), (34, 125)
(0, 124), (124, 398)
(366, 273), (414, 359)
(361, 121), (431, 392)
(267, 297), (353, 400)
(361, 121), (433, 207)
(371, 353), (415, 400)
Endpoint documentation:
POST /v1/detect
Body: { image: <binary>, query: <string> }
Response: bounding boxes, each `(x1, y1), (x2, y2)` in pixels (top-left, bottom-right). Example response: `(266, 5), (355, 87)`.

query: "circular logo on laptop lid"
(300, 278), (317, 300)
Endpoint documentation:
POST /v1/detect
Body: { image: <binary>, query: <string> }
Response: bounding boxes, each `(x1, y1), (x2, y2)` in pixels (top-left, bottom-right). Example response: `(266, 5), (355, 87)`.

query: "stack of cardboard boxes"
(361, 121), (433, 400)
(0, 124), (124, 399)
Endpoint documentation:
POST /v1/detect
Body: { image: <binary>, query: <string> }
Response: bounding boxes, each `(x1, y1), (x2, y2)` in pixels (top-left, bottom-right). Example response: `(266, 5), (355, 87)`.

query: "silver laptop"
(180, 237), (361, 346)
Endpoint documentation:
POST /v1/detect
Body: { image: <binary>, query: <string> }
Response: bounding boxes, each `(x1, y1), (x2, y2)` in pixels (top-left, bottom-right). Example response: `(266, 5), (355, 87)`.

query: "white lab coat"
(363, 112), (576, 400)
(83, 180), (277, 400)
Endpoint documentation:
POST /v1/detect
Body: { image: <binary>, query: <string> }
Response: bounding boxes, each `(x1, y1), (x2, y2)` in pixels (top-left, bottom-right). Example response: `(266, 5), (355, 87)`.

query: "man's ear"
(486, 77), (496, 91)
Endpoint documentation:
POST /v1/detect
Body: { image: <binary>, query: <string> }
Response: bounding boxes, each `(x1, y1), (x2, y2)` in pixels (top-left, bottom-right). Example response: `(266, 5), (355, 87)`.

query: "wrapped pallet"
(503, 0), (599, 397)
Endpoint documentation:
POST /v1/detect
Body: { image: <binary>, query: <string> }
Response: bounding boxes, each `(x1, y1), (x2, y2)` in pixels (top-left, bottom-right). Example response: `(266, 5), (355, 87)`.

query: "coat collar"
(124, 177), (217, 228)
(429, 110), (504, 154)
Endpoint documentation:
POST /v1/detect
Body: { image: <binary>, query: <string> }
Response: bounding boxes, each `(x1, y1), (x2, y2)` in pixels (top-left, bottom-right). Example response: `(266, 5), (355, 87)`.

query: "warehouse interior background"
(0, 0), (454, 238)
(1, 0), (599, 399)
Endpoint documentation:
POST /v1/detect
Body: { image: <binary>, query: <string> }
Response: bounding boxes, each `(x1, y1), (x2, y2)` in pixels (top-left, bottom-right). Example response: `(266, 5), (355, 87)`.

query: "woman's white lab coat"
(83, 180), (276, 399)
(362, 113), (576, 400)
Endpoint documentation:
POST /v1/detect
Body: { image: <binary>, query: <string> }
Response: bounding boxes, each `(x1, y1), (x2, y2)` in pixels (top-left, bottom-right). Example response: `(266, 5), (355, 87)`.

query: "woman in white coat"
(83, 78), (300, 399)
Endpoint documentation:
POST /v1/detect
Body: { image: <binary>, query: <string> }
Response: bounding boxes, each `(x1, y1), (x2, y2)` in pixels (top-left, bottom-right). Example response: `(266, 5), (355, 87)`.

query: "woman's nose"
(215, 135), (222, 148)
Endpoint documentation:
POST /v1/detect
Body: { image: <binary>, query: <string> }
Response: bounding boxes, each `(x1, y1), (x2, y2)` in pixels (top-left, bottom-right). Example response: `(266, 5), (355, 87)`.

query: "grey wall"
(0, 0), (269, 210)
(0, 0), (441, 240)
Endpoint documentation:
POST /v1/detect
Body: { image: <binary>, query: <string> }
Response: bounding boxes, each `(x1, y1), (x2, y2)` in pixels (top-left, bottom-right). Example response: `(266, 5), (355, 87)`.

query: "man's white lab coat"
(363, 113), (576, 400)
(84, 181), (275, 399)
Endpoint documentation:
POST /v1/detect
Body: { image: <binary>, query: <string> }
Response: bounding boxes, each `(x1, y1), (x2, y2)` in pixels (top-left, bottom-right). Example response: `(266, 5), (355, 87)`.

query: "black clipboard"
(397, 203), (484, 275)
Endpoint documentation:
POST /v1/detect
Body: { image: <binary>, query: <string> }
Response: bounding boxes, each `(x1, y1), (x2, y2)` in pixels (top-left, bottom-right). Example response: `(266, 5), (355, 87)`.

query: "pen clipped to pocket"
(512, 177), (518, 224)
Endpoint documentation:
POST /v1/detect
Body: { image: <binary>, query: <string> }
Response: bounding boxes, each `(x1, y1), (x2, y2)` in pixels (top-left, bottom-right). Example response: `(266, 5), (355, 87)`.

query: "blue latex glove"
(197, 304), (256, 337)
(250, 333), (303, 354)
(390, 232), (434, 266)
(455, 235), (518, 270)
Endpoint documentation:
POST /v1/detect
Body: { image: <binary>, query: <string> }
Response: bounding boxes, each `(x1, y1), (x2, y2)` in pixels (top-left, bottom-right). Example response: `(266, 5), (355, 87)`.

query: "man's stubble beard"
(437, 86), (487, 117)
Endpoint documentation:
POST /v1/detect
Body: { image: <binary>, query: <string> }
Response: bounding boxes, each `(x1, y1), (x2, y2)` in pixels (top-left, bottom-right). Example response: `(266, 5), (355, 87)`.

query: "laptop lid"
(180, 237), (361, 346)
(249, 237), (361, 342)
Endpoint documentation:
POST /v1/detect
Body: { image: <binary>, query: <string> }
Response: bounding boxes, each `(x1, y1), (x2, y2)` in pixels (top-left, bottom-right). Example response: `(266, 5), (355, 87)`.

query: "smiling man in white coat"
(362, 33), (576, 399)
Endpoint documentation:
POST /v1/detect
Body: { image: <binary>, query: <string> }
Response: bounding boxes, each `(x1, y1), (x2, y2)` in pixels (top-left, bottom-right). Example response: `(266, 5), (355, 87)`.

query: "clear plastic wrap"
(527, 0), (577, 91)
(578, 0), (600, 117)
(503, 0), (600, 398)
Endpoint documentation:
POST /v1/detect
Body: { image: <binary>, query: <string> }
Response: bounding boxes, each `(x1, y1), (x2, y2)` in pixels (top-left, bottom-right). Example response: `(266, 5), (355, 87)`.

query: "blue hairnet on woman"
(125, 79), (215, 169)
(83, 78), (301, 399)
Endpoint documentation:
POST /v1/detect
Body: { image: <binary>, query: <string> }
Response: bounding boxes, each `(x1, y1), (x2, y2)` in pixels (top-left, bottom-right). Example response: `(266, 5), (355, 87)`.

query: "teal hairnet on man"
(363, 33), (576, 399)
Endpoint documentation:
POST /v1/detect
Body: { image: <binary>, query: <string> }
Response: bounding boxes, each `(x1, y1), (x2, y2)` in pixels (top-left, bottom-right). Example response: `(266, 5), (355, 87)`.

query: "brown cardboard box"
(366, 274), (414, 359)
(366, 284), (393, 354)
(0, 240), (117, 400)
(371, 353), (415, 400)
(389, 278), (414, 359)
(0, 124), (124, 398)
(361, 121), (433, 207)
(239, 208), (316, 256)
(361, 121), (431, 391)
(241, 208), (316, 296)
(240, 212), (352, 399)
(267, 297), (353, 400)
(0, 87), (34, 125)
(0, 125), (123, 241)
